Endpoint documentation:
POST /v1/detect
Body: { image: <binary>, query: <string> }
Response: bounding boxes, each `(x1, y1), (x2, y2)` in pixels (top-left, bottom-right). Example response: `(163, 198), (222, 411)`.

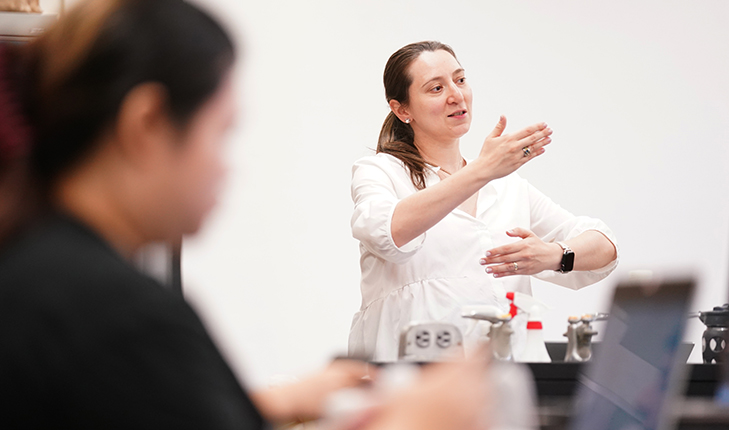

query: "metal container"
(698, 304), (729, 364)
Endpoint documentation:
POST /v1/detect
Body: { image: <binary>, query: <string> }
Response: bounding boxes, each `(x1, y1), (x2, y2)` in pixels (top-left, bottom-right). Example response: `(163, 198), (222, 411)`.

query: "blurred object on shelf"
(0, 11), (56, 42)
(462, 304), (514, 361)
(562, 314), (607, 363)
(0, 0), (42, 13)
(693, 304), (729, 364)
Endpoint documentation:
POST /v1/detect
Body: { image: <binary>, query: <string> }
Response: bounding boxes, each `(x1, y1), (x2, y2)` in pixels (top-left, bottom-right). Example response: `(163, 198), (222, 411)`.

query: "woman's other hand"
(479, 228), (562, 277)
(474, 116), (553, 182)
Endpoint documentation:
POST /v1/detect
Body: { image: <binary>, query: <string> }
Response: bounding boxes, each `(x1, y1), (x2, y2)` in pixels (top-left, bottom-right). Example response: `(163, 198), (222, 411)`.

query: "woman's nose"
(447, 84), (464, 104)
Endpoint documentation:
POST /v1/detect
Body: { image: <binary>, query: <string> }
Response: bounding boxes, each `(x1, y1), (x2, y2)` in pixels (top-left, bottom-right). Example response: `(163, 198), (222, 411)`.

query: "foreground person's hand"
(364, 352), (491, 430)
(251, 358), (371, 423)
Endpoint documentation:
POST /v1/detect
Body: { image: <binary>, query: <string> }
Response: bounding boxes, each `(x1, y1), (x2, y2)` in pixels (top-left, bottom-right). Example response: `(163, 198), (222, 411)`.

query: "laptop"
(569, 277), (695, 430)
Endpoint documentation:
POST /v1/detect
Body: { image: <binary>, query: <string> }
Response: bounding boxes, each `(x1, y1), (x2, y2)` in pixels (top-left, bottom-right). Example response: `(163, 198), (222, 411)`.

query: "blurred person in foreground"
(0, 0), (489, 429)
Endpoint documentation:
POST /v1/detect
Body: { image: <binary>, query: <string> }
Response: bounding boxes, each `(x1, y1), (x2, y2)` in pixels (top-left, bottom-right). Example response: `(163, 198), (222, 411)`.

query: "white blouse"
(348, 153), (619, 362)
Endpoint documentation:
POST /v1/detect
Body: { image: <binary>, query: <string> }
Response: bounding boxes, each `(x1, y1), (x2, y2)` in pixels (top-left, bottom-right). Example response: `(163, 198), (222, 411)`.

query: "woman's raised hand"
(475, 116), (552, 181)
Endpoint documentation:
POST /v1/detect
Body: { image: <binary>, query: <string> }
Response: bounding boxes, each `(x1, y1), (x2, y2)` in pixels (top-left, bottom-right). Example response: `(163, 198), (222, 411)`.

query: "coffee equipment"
(694, 304), (729, 364)
(563, 313), (608, 362)
(461, 305), (514, 361)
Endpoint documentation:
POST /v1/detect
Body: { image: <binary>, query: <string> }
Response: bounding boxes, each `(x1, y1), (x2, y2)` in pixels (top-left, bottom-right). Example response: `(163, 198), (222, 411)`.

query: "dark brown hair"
(377, 41), (458, 190)
(0, 0), (235, 246)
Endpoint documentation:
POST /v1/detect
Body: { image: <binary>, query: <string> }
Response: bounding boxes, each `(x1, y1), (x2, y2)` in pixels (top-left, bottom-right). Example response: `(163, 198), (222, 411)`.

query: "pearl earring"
(405, 118), (411, 124)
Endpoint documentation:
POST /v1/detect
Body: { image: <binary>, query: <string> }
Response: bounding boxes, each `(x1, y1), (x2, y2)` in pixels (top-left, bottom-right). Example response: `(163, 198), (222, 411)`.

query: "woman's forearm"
(390, 119), (553, 248)
(564, 230), (617, 272)
(391, 159), (492, 247)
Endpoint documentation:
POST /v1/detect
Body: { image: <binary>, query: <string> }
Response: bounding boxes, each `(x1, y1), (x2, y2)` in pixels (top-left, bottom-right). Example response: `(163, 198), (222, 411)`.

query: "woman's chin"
(450, 123), (471, 139)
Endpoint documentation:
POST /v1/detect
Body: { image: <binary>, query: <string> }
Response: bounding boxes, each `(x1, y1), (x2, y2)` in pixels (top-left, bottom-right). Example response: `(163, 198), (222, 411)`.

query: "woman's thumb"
(487, 115), (507, 138)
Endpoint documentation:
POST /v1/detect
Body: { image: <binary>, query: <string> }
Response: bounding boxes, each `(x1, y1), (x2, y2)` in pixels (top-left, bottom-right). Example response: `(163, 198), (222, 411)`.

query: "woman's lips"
(448, 110), (468, 119)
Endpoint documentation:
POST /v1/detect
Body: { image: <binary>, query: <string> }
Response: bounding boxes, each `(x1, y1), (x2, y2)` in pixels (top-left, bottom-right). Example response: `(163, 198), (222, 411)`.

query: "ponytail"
(376, 41), (458, 190)
(376, 111), (427, 190)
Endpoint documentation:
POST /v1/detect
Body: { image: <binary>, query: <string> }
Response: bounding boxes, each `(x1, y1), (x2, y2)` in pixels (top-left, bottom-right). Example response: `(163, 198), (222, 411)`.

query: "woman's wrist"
(550, 242), (565, 271)
(462, 157), (495, 186)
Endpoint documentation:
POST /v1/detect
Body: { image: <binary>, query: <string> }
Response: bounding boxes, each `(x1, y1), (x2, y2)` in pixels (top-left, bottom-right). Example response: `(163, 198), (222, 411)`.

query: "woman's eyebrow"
(420, 68), (466, 89)
(421, 76), (445, 89)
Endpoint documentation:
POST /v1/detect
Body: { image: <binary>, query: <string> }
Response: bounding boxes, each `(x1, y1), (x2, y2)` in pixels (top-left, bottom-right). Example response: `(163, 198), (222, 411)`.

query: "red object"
(506, 292), (518, 318)
(527, 321), (543, 330)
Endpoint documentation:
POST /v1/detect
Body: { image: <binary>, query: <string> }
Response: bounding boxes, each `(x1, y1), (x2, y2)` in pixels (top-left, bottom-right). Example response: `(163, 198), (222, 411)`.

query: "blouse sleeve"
(350, 156), (426, 264)
(526, 180), (619, 290)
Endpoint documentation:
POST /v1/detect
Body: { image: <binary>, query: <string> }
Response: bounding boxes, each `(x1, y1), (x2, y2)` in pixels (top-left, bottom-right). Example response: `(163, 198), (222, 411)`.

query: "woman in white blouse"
(349, 41), (619, 362)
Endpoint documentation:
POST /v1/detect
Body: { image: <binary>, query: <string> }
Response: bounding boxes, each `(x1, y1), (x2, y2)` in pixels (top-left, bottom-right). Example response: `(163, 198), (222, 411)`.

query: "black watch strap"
(556, 241), (575, 273)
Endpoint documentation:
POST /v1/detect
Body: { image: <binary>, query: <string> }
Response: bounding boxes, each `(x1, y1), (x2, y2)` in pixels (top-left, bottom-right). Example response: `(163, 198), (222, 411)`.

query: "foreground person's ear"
(114, 82), (176, 167)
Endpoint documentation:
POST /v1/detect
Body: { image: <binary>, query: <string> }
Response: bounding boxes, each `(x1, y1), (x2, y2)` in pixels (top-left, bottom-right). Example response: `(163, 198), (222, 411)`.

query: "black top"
(0, 215), (268, 429)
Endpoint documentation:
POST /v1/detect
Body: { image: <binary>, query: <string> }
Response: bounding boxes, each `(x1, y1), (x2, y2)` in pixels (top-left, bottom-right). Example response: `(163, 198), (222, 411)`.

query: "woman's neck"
(52, 156), (148, 259)
(414, 135), (464, 174)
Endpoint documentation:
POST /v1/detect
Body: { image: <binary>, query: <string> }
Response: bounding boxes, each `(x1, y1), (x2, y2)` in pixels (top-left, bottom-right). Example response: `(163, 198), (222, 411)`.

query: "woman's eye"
(431, 85), (443, 92)
(457, 77), (466, 84)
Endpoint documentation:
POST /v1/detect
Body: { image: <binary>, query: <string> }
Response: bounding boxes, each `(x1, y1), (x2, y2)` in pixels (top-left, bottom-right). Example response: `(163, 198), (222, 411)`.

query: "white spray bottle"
(506, 292), (552, 362)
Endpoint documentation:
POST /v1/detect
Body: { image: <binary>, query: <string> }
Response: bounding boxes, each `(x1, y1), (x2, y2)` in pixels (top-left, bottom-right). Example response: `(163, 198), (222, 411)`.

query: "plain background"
(50, 0), (729, 388)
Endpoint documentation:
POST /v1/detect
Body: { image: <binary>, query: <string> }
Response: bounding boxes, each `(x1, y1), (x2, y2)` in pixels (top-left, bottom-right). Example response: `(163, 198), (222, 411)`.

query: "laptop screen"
(570, 278), (694, 430)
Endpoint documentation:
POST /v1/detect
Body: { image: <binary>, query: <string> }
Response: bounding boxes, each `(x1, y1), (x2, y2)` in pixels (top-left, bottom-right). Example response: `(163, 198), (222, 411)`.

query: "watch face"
(562, 251), (575, 272)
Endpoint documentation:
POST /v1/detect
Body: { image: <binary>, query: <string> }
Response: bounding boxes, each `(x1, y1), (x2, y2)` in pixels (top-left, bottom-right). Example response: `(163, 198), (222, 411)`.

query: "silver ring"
(512, 262), (518, 271)
(522, 147), (531, 158)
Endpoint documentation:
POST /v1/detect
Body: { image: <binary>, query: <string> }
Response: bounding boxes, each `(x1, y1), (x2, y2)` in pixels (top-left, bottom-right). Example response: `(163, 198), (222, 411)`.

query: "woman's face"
(159, 72), (237, 237)
(402, 50), (473, 144)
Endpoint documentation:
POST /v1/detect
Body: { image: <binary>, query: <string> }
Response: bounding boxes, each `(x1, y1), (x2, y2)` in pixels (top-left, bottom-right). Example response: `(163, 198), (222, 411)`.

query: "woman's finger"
(515, 134), (551, 168)
(518, 143), (548, 166)
(482, 229), (535, 262)
(486, 261), (529, 277)
(506, 228), (535, 239)
(515, 127), (554, 145)
(484, 242), (522, 258)
(510, 122), (548, 141)
(480, 250), (525, 265)
(517, 126), (552, 148)
(528, 136), (552, 152)
(535, 134), (553, 146)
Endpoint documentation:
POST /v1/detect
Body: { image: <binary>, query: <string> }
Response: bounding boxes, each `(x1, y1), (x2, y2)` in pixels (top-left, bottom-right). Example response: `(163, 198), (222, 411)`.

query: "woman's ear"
(388, 99), (411, 124)
(114, 83), (176, 168)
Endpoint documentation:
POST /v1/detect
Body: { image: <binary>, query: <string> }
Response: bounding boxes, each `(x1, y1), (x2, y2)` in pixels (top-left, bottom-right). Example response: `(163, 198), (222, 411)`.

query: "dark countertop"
(528, 362), (729, 430)
(527, 362), (722, 398)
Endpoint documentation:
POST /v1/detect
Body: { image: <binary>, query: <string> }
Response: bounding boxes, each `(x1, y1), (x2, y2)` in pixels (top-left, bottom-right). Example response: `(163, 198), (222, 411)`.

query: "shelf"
(0, 11), (57, 37)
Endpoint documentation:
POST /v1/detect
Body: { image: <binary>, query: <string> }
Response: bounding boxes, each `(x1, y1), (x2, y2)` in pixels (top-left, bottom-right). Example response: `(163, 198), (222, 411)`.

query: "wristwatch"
(556, 242), (575, 273)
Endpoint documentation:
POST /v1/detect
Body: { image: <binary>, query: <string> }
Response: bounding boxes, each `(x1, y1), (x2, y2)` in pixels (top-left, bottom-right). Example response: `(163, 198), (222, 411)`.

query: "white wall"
(38, 0), (62, 14)
(179, 0), (729, 388)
